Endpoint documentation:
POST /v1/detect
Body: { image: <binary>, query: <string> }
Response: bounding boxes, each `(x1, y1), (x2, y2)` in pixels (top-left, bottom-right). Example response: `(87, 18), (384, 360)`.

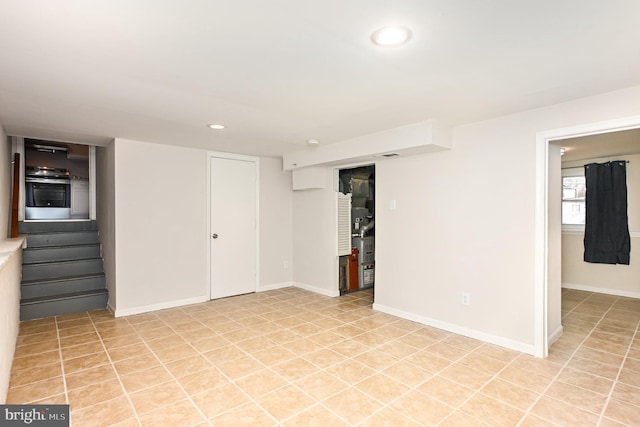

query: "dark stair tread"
(24, 243), (100, 251)
(21, 273), (106, 286)
(19, 221), (98, 234)
(22, 257), (103, 266)
(21, 289), (108, 305)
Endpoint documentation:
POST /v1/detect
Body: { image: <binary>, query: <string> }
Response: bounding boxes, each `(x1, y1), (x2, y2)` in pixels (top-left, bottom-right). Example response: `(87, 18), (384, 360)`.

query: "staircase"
(19, 220), (109, 321)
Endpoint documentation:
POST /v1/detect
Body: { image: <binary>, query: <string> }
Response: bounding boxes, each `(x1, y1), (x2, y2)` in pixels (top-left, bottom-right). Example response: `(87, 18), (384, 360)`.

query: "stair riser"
(23, 245), (101, 264)
(21, 276), (106, 299)
(22, 259), (104, 282)
(26, 231), (99, 248)
(20, 292), (109, 321)
(19, 221), (98, 234)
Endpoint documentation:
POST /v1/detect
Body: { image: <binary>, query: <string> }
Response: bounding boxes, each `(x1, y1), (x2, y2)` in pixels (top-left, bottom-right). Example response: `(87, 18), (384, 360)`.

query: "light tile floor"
(6, 287), (640, 426)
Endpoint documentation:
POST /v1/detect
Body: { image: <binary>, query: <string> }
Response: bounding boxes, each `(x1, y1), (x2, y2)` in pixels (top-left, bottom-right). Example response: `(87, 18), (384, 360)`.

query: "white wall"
(258, 157), (294, 290)
(1, 126), (10, 238)
(291, 168), (339, 296)
(96, 142), (117, 310)
(291, 85), (640, 354)
(547, 145), (562, 343)
(109, 139), (293, 315)
(561, 153), (640, 298)
(0, 124), (21, 403)
(112, 139), (209, 315)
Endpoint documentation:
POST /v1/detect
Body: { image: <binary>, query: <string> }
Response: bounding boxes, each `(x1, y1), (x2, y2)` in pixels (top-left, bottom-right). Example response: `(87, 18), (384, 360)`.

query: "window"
(562, 175), (586, 225)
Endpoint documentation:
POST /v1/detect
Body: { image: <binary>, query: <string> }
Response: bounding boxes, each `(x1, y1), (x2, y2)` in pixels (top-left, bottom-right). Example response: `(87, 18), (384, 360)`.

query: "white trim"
(293, 281), (340, 297)
(632, 232), (640, 238)
(89, 145), (97, 220)
(548, 325), (563, 346)
(206, 151), (260, 301)
(114, 296), (209, 317)
(258, 282), (294, 292)
(561, 229), (584, 236)
(562, 283), (640, 300)
(535, 114), (640, 359)
(373, 303), (535, 355)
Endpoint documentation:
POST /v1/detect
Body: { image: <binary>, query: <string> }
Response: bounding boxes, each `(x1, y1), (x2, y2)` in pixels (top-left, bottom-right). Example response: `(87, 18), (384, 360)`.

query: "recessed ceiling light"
(307, 139), (319, 145)
(371, 26), (412, 47)
(207, 124), (225, 130)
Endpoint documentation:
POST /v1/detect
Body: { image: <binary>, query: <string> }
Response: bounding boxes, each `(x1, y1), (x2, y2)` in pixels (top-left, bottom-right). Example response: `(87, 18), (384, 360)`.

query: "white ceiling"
(1, 1), (640, 157)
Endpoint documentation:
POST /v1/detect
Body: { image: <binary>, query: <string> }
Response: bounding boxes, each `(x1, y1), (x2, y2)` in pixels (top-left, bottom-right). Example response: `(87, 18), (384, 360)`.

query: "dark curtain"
(583, 161), (630, 265)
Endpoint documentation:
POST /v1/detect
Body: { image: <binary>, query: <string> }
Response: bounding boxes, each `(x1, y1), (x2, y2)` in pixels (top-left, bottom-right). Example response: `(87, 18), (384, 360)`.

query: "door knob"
(212, 233), (218, 239)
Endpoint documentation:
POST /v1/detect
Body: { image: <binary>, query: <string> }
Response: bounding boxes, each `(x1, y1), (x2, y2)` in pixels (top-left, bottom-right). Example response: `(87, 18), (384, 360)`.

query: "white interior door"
(210, 156), (257, 299)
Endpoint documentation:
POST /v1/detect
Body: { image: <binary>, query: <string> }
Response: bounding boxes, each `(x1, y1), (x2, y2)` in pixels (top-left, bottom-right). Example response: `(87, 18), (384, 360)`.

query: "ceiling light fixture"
(371, 26), (412, 47)
(307, 139), (319, 145)
(207, 124), (225, 130)
(560, 147), (566, 156)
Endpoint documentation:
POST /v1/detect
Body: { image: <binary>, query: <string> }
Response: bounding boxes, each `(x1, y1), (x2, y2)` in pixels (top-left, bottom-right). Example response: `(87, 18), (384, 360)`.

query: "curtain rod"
(561, 160), (630, 170)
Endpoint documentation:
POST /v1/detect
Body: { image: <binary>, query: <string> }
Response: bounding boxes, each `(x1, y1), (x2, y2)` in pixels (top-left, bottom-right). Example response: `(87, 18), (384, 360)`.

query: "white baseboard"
(258, 282), (294, 292)
(562, 283), (640, 299)
(114, 295), (209, 317)
(372, 303), (535, 356)
(293, 282), (340, 298)
(548, 325), (563, 346)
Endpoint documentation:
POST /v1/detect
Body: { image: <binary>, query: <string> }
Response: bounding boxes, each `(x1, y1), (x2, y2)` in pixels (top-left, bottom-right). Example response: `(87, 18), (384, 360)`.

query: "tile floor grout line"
(596, 316), (640, 427)
(86, 313), (142, 427)
(124, 315), (216, 427)
(514, 292), (619, 427)
(53, 316), (70, 407)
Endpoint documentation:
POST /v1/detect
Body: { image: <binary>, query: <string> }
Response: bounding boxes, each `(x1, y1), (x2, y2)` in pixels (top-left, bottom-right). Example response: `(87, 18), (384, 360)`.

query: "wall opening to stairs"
(19, 220), (108, 320)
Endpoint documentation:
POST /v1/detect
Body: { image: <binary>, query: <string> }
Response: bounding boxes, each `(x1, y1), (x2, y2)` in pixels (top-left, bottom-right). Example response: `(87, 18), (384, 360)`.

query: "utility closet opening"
(338, 165), (375, 295)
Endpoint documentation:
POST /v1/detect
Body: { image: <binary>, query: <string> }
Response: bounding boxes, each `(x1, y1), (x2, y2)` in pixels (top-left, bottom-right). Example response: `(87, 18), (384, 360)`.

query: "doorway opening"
(23, 138), (92, 221)
(536, 115), (640, 357)
(337, 165), (375, 295)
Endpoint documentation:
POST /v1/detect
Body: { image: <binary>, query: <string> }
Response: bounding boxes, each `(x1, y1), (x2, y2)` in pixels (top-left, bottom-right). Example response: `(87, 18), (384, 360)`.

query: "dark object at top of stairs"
(19, 220), (98, 234)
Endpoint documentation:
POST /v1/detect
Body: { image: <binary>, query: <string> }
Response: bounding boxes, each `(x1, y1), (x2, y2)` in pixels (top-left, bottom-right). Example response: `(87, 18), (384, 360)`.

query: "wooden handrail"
(10, 152), (19, 238)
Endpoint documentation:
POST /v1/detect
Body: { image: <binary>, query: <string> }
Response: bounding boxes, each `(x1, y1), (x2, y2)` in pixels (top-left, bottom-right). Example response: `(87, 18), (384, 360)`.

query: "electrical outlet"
(283, 260), (289, 269)
(461, 293), (471, 306)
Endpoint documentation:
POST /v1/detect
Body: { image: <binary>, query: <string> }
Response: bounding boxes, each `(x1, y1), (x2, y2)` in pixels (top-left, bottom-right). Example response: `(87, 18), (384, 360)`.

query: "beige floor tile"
(59, 331), (100, 347)
(281, 337), (324, 355)
(107, 342), (152, 362)
(458, 352), (509, 376)
(473, 343), (520, 363)
(67, 378), (125, 410)
(129, 380), (187, 415)
(566, 356), (622, 380)
(60, 340), (105, 360)
(64, 363), (117, 390)
(9, 362), (62, 388)
(101, 333), (143, 350)
(355, 373), (410, 404)
(152, 342), (199, 363)
(518, 414), (558, 427)
(16, 331), (58, 346)
(217, 354), (265, 380)
(113, 352), (160, 376)
(256, 384), (316, 421)
(610, 381), (640, 407)
(209, 402), (276, 426)
(418, 375), (475, 407)
(439, 362), (493, 390)
(377, 340), (420, 359)
(359, 407), (422, 427)
(202, 344), (247, 364)
(271, 357), (318, 381)
(119, 365), (173, 393)
(139, 399), (206, 427)
(390, 389), (453, 426)
(604, 398), (640, 426)
(322, 387), (384, 425)
(439, 411), (491, 427)
(5, 376), (65, 404)
(530, 396), (600, 426)
(327, 359), (376, 384)
(479, 378), (539, 411)
(382, 360), (434, 387)
(284, 404), (350, 427)
(555, 367), (614, 395)
(192, 383), (250, 419)
(165, 354), (212, 378)
(497, 366), (555, 393)
(13, 340), (60, 358)
(251, 345), (297, 366)
(460, 393), (525, 426)
(177, 367), (229, 396)
(31, 393), (68, 405)
(57, 323), (96, 338)
(233, 369), (287, 398)
(294, 370), (349, 401)
(71, 396), (136, 427)
(11, 350), (61, 371)
(545, 380), (608, 414)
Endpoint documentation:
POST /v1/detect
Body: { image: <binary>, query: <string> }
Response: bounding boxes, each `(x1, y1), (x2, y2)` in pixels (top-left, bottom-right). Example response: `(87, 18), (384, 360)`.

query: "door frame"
(534, 114), (640, 357)
(206, 151), (260, 300)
